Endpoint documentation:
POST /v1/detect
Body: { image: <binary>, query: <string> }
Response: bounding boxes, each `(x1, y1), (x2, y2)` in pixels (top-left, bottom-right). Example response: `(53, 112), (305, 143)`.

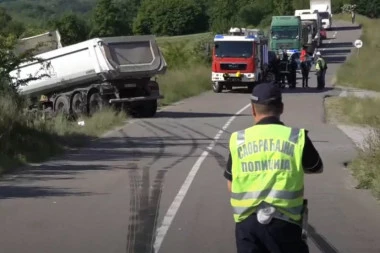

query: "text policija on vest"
(237, 138), (294, 172)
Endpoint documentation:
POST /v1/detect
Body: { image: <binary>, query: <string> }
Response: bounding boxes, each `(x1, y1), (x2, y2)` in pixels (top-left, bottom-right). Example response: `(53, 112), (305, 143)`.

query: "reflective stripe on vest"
(229, 124), (305, 223)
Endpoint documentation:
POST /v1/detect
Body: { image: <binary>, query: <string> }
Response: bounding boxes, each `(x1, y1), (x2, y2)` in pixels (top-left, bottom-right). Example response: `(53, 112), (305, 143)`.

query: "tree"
(237, 0), (273, 27)
(208, 0), (239, 33)
(50, 12), (89, 46)
(356, 0), (380, 18)
(90, 0), (130, 37)
(0, 34), (47, 93)
(292, 0), (309, 10)
(273, 0), (294, 16)
(134, 0), (208, 36)
(132, 0), (155, 35)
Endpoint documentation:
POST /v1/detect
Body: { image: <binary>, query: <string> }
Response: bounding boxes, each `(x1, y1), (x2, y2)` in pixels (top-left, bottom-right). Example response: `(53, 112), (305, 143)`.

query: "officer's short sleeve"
(224, 152), (233, 181)
(302, 130), (323, 173)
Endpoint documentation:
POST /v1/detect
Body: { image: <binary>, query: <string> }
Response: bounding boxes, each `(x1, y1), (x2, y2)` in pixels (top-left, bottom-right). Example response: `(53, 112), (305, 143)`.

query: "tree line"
(0, 0), (379, 47)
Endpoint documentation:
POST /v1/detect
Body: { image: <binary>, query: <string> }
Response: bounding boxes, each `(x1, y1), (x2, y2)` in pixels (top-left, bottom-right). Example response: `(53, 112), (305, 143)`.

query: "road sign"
(354, 39), (363, 48)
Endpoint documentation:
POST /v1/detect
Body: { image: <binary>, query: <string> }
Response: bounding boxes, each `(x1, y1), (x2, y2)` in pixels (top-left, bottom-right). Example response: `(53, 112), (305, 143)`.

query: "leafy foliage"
(49, 12), (89, 46)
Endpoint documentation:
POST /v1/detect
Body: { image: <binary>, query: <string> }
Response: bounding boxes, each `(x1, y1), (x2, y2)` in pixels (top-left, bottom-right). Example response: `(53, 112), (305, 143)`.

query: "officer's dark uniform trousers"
(301, 62), (310, 87)
(236, 213), (309, 253)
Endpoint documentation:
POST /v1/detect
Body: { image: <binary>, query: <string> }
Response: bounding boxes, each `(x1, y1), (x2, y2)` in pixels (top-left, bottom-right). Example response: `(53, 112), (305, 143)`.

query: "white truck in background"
(10, 33), (167, 118)
(310, 0), (332, 30)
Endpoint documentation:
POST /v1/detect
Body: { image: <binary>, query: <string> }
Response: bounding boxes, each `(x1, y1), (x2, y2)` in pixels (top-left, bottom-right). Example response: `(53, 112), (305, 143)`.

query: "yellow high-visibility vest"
(229, 124), (305, 223)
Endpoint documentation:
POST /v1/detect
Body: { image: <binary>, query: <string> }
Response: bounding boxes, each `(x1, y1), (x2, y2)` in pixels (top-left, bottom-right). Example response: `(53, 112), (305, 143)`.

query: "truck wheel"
(88, 92), (104, 115)
(54, 96), (70, 116)
(71, 93), (84, 118)
(212, 82), (223, 93)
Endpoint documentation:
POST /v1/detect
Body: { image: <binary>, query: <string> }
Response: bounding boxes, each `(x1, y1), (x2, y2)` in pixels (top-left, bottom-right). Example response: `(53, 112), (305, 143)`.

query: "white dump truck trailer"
(10, 35), (167, 118)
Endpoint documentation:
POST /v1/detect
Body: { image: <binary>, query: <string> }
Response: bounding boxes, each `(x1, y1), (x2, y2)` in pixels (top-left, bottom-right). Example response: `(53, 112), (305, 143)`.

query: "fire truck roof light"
(215, 34), (224, 38)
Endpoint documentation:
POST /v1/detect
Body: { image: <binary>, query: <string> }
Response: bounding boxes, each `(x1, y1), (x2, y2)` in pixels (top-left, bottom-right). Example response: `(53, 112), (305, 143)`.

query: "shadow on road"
(156, 110), (249, 118)
(309, 224), (340, 253)
(0, 185), (97, 199)
(329, 25), (361, 31)
(282, 87), (334, 94)
(323, 42), (354, 48)
(0, 164), (113, 199)
(322, 49), (351, 55)
(323, 56), (347, 64)
(229, 87), (334, 94)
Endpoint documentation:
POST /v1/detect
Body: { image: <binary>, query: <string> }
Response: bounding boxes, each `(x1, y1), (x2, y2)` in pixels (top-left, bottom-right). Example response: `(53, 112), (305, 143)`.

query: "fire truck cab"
(211, 27), (270, 93)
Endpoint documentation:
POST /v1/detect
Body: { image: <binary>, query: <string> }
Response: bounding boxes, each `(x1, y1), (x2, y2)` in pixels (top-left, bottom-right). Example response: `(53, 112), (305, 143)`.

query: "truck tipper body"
(14, 30), (63, 56)
(310, 0), (332, 29)
(10, 35), (167, 118)
(269, 16), (305, 56)
(211, 27), (269, 92)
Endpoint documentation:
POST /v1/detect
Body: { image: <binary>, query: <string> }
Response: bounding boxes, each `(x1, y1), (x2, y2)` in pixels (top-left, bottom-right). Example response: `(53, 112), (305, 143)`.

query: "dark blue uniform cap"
(250, 82), (282, 105)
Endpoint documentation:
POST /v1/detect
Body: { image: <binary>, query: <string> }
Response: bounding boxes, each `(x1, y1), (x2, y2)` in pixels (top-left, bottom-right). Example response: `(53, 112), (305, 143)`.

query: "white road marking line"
(153, 103), (251, 252)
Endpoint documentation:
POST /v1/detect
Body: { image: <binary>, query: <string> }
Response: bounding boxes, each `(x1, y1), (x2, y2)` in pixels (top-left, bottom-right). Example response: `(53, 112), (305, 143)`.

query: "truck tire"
(88, 92), (105, 116)
(212, 82), (223, 93)
(71, 93), (84, 118)
(54, 96), (70, 116)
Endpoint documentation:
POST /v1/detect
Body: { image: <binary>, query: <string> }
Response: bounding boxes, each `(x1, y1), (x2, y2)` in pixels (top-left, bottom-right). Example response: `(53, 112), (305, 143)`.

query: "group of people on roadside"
(272, 46), (328, 90)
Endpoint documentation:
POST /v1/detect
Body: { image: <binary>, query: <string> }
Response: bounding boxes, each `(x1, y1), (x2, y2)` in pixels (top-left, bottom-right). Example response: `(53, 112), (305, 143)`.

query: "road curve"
(1, 21), (380, 253)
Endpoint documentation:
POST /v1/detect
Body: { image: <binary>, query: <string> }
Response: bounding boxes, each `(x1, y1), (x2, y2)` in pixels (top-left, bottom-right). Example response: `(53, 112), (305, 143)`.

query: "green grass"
(0, 94), (127, 174)
(335, 14), (380, 91)
(158, 65), (210, 106)
(325, 95), (380, 199)
(325, 96), (380, 127)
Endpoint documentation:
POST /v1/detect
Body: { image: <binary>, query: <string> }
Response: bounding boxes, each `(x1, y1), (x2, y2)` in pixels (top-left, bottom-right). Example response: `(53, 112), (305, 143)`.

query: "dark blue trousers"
(235, 213), (309, 253)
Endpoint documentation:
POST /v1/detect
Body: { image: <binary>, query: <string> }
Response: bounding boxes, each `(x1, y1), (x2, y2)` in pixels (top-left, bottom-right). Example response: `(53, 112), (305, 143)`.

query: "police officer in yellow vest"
(224, 82), (323, 253)
(315, 51), (327, 89)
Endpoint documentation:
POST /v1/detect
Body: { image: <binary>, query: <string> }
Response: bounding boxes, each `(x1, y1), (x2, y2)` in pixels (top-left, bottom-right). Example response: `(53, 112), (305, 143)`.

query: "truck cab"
(269, 16), (303, 57)
(211, 28), (269, 93)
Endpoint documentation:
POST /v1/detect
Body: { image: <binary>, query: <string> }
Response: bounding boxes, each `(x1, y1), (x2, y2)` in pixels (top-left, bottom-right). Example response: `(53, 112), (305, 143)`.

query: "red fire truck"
(211, 28), (272, 93)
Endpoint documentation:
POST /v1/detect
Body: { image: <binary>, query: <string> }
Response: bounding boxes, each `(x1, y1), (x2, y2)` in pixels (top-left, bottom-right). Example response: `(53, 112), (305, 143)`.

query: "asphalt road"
(1, 21), (380, 253)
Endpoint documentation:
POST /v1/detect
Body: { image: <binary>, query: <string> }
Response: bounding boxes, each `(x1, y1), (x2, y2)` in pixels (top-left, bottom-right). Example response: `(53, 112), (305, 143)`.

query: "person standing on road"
(300, 46), (310, 88)
(288, 54), (298, 88)
(224, 82), (323, 253)
(315, 51), (327, 89)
